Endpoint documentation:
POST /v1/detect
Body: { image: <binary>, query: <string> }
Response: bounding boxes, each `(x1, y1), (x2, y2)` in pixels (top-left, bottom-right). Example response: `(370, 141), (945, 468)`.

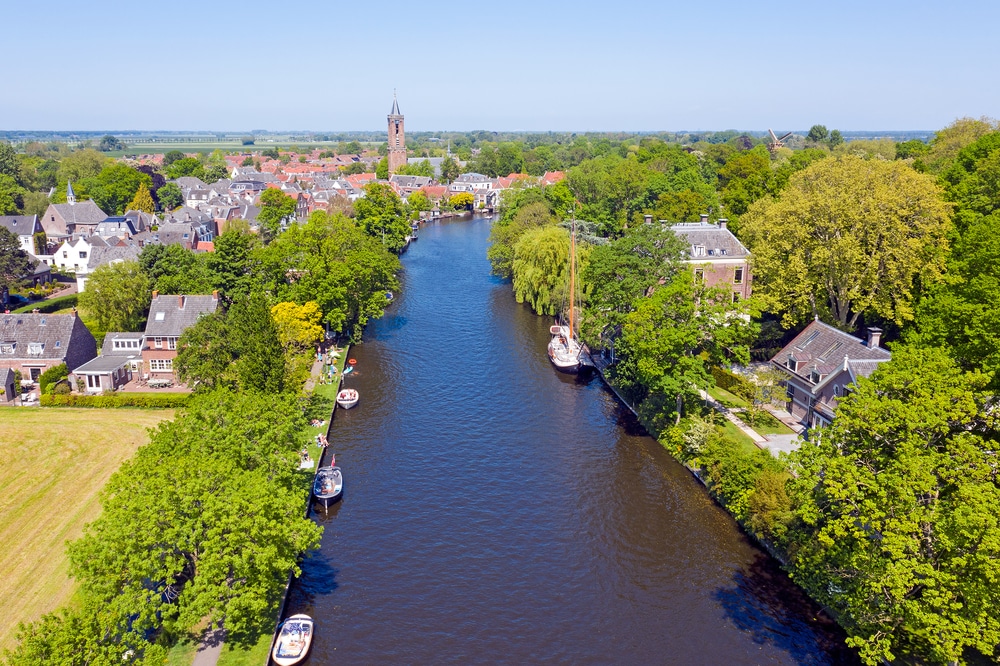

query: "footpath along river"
(282, 214), (856, 664)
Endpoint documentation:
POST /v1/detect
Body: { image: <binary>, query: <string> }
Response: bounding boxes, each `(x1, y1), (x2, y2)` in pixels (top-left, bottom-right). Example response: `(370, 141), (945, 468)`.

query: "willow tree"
(740, 155), (951, 329)
(510, 225), (590, 317)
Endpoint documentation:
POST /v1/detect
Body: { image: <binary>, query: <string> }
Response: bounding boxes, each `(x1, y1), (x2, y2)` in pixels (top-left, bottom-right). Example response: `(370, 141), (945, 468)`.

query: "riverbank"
(173, 344), (350, 666)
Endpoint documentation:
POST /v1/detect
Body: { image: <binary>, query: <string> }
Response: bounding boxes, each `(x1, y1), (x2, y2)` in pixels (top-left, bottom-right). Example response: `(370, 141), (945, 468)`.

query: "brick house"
(0, 311), (97, 383)
(771, 319), (891, 430)
(662, 215), (752, 302)
(40, 184), (109, 239)
(71, 332), (144, 393)
(142, 292), (219, 379)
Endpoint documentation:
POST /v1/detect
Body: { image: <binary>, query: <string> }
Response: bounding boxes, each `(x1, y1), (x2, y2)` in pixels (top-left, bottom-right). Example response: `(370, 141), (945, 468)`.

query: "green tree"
(717, 145), (775, 217)
(510, 225), (589, 316)
(156, 181), (183, 211)
(208, 227), (261, 302)
(126, 181), (155, 214)
(257, 188), (297, 239)
(487, 190), (558, 279)
(21, 191), (51, 217)
(806, 124), (829, 144)
(175, 311), (237, 391)
(828, 129), (844, 148)
(0, 173), (27, 214)
(139, 243), (214, 295)
(0, 141), (20, 181)
(375, 156), (389, 180)
(271, 301), (324, 352)
(55, 148), (106, 185)
(786, 346), (1000, 665)
(228, 293), (287, 393)
(98, 135), (125, 151)
(739, 155), (951, 329)
(440, 155), (460, 182)
(0, 227), (34, 293)
(241, 155), (254, 167)
(925, 116), (999, 173)
(77, 261), (152, 335)
(85, 164), (152, 215)
(580, 223), (686, 345)
(407, 190), (431, 211)
(203, 164), (229, 182)
(163, 150), (185, 166)
(354, 183), (409, 252)
(397, 160), (434, 177)
(343, 161), (367, 175)
(166, 157), (205, 180)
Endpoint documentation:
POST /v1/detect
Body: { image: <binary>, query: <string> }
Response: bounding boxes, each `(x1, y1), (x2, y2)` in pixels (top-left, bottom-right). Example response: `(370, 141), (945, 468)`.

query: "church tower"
(387, 92), (406, 175)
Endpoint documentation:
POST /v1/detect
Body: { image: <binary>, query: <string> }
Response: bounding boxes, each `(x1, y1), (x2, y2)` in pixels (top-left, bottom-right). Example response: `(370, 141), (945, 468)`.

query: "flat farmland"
(0, 407), (174, 651)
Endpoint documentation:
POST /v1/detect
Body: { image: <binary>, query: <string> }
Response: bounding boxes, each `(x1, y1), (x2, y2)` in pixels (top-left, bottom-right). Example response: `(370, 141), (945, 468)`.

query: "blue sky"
(1, 0), (996, 132)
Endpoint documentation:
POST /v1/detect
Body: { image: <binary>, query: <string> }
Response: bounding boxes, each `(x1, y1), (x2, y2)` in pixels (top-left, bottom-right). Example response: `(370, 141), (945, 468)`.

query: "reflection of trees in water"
(714, 553), (859, 665)
(286, 549), (339, 614)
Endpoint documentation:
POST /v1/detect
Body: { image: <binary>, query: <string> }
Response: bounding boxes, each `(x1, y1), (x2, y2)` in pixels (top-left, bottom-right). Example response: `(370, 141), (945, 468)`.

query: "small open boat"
(271, 614), (314, 666)
(313, 466), (343, 508)
(336, 388), (359, 409)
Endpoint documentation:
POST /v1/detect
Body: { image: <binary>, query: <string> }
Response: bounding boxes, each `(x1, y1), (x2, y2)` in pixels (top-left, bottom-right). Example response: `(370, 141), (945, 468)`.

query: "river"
(282, 215), (855, 664)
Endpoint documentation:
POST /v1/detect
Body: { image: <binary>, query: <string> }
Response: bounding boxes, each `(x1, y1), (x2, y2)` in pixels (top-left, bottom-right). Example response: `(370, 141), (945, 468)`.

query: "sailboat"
(547, 218), (583, 373)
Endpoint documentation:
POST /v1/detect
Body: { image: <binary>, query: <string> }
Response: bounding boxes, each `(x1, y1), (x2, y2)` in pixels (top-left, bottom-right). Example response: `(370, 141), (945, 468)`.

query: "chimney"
(212, 289), (219, 301)
(71, 306), (77, 318)
(178, 295), (185, 309)
(152, 290), (159, 299)
(700, 213), (709, 224)
(718, 218), (728, 230)
(643, 214), (653, 224)
(866, 327), (883, 349)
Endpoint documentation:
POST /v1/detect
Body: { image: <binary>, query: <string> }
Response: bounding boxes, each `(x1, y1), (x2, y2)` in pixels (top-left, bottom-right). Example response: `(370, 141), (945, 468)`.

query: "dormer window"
(786, 357), (797, 372)
(810, 370), (821, 383)
(0, 343), (14, 354)
(28, 342), (44, 355)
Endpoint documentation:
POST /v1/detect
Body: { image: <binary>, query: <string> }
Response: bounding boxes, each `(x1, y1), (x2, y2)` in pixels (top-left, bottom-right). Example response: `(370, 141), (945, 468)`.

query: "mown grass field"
(0, 407), (173, 652)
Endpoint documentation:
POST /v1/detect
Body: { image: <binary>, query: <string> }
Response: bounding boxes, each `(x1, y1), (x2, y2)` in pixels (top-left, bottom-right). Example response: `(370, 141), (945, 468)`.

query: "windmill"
(766, 129), (793, 153)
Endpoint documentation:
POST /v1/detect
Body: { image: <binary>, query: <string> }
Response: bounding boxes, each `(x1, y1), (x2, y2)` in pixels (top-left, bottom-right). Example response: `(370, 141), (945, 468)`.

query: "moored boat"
(313, 465), (343, 508)
(547, 218), (583, 373)
(271, 614), (314, 666)
(337, 388), (359, 409)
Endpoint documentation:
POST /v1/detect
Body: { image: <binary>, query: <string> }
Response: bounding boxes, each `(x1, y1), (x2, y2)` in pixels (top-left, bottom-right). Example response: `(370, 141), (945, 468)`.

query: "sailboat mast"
(569, 218), (575, 341)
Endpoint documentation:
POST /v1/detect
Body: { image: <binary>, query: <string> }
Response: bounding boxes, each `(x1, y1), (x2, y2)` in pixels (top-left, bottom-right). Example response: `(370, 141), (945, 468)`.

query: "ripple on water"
(285, 217), (856, 665)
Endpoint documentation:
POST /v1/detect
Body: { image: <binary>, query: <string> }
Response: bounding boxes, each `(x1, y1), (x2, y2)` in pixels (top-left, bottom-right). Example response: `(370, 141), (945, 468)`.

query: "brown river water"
(281, 215), (857, 665)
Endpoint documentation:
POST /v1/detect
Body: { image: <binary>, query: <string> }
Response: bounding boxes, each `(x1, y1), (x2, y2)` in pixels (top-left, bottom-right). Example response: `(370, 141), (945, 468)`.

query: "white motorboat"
(271, 614), (314, 666)
(336, 388), (359, 409)
(313, 465), (343, 508)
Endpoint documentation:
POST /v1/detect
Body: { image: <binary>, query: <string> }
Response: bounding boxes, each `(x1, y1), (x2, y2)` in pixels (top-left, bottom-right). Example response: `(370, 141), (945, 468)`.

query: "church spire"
(67, 180), (76, 205)
(390, 89), (401, 116)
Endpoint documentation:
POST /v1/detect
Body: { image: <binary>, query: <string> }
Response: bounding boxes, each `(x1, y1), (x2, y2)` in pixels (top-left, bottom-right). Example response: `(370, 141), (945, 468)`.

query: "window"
(0, 343), (14, 354)
(87, 374), (100, 389)
(149, 358), (173, 371)
(39, 318), (46, 326)
(833, 385), (841, 397)
(786, 385), (795, 400)
(79, 252), (87, 259)
(28, 342), (44, 355)
(154, 312), (165, 321)
(55, 340), (60, 348)
(167, 337), (176, 350)
(734, 267), (744, 284)
(154, 337), (162, 349)
(732, 292), (740, 303)
(810, 370), (821, 383)
(694, 268), (704, 282)
(62, 251), (68, 258)
(786, 357), (796, 371)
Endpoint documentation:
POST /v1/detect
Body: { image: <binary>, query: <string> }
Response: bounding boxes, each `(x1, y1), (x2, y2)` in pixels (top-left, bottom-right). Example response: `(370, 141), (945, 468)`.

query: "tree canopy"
(740, 155), (951, 329)
(77, 260), (152, 337)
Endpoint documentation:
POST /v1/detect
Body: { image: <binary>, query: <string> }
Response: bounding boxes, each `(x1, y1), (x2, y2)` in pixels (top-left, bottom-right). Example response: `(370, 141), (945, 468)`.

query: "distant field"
(0, 407), (173, 652)
(119, 140), (356, 155)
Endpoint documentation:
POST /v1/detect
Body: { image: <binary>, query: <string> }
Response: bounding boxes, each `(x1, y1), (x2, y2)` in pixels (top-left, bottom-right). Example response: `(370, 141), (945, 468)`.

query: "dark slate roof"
(0, 313), (96, 368)
(0, 366), (12, 386)
(389, 175), (432, 188)
(0, 215), (41, 237)
(669, 222), (750, 259)
(772, 319), (890, 380)
(102, 332), (145, 356)
(390, 94), (401, 116)
(95, 217), (139, 237)
(144, 295), (218, 337)
(89, 245), (142, 269)
(50, 200), (109, 226)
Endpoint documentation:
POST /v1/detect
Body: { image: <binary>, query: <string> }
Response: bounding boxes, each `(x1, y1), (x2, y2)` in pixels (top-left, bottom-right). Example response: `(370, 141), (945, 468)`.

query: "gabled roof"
(144, 294), (219, 337)
(0, 313), (96, 366)
(49, 200), (109, 226)
(0, 215), (41, 236)
(771, 319), (891, 389)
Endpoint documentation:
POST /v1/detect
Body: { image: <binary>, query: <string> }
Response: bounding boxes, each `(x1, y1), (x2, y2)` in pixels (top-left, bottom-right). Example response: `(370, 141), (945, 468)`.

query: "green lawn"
(706, 384), (749, 409)
(0, 407), (173, 652)
(744, 410), (796, 436)
(717, 418), (760, 453)
(216, 633), (273, 666)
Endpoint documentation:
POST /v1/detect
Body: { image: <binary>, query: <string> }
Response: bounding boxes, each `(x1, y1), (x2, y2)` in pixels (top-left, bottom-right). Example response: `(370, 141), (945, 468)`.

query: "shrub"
(52, 381), (72, 395)
(38, 363), (68, 394)
(697, 429), (784, 523)
(12, 293), (79, 314)
(40, 393), (190, 408)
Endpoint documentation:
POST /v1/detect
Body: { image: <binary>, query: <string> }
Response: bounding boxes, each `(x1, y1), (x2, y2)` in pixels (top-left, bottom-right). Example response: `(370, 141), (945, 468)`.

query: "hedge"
(12, 293), (79, 314)
(710, 366), (751, 394)
(40, 392), (190, 408)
